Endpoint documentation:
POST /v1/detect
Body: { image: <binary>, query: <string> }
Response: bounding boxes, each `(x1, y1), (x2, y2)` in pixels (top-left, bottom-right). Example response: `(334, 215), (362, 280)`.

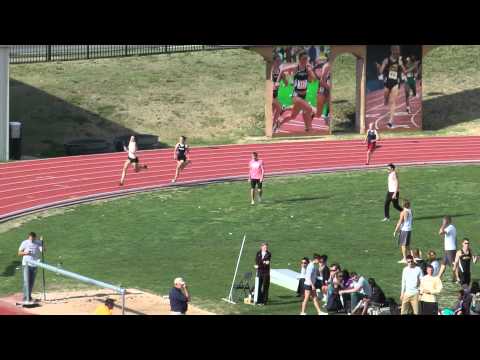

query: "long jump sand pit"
(1, 289), (215, 315)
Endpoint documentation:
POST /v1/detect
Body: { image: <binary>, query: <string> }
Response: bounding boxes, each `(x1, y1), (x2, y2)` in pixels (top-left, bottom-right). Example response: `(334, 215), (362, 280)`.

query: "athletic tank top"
(294, 65), (309, 92)
(459, 249), (472, 274)
(128, 142), (137, 159)
(383, 56), (402, 83)
(401, 209), (413, 232)
(367, 130), (377, 143)
(406, 63), (416, 79)
(177, 143), (187, 158)
(388, 172), (398, 193)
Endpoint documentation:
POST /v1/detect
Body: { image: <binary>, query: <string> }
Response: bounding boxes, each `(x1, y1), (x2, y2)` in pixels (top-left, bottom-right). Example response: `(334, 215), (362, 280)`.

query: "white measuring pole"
(222, 234), (247, 304)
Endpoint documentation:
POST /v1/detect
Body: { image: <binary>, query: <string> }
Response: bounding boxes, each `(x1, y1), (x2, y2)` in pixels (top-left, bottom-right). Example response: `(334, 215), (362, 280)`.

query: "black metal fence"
(9, 45), (246, 64)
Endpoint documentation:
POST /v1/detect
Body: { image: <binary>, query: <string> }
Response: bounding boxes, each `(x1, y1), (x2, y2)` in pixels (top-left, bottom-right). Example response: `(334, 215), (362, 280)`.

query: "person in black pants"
(383, 164), (403, 222)
(255, 243), (272, 305)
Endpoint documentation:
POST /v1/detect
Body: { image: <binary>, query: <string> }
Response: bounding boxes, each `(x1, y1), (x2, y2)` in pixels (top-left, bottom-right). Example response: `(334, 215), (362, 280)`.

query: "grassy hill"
(10, 46), (480, 157)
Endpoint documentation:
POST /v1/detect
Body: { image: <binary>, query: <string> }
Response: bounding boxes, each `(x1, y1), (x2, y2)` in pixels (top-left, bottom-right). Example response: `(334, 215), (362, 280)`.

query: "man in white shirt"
(400, 255), (423, 315)
(438, 216), (457, 282)
(383, 164), (403, 222)
(18, 232), (44, 304)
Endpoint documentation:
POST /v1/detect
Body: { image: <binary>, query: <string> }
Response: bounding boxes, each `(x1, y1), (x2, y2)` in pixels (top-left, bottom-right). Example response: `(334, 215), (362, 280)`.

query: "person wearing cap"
(95, 298), (115, 315)
(169, 277), (190, 315)
(254, 243), (272, 305)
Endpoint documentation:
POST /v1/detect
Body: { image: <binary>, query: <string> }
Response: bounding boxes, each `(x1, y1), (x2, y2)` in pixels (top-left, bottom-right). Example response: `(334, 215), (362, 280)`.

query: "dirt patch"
(0, 288), (215, 315)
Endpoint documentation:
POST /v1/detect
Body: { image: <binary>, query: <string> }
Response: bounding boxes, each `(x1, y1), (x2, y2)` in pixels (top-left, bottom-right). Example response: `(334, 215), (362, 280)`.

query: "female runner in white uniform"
(119, 136), (148, 186)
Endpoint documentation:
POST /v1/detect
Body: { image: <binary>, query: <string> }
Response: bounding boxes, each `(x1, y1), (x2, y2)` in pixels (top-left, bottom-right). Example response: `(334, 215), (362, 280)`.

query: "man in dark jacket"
(255, 243), (272, 305)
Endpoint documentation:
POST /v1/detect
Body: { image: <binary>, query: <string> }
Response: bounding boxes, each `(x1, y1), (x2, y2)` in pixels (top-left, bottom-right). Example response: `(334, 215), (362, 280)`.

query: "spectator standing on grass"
(419, 265), (443, 315)
(300, 254), (325, 315)
(95, 299), (115, 315)
(400, 255), (423, 315)
(394, 199), (413, 264)
(297, 258), (309, 297)
(254, 243), (271, 305)
(169, 277), (190, 315)
(383, 164), (403, 222)
(438, 216), (457, 282)
(18, 232), (43, 304)
(249, 152), (265, 206)
(453, 238), (478, 287)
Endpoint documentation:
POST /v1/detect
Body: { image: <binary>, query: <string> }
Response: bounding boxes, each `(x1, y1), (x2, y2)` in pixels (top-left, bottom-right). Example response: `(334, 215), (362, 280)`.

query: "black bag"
(386, 297), (400, 315)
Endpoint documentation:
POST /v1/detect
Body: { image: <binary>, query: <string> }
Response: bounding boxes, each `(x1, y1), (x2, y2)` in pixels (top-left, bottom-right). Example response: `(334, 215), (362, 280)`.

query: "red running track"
(1, 136), (480, 224)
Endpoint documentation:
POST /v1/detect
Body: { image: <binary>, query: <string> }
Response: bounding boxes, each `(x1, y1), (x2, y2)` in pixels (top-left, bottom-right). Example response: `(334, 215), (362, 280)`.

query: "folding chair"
(233, 272), (253, 302)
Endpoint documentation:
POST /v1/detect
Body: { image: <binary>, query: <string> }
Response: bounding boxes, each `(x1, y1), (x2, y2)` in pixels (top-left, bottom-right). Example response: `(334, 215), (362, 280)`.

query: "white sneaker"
(300, 312), (307, 316)
(381, 218), (390, 222)
(251, 201), (255, 206)
(318, 311), (328, 316)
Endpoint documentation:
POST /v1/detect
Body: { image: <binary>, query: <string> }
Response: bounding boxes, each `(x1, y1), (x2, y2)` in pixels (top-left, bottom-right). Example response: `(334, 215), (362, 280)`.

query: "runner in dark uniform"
(454, 239), (478, 286)
(364, 122), (380, 165)
(277, 51), (316, 132)
(314, 54), (332, 126)
(378, 46), (404, 128)
(403, 55), (419, 114)
(172, 136), (191, 183)
(272, 54), (288, 133)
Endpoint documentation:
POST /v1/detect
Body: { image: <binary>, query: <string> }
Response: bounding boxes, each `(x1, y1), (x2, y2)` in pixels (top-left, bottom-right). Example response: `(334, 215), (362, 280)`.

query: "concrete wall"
(0, 46), (9, 161)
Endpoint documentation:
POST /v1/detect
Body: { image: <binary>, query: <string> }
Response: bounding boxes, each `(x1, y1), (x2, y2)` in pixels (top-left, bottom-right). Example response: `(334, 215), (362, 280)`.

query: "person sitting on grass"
(339, 272), (372, 315)
(470, 280), (480, 315)
(368, 278), (386, 307)
(326, 272), (346, 314)
(453, 288), (472, 315)
(95, 298), (115, 315)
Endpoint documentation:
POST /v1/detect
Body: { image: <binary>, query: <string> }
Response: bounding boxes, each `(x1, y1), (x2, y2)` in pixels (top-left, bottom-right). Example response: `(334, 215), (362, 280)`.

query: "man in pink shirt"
(249, 152), (265, 205)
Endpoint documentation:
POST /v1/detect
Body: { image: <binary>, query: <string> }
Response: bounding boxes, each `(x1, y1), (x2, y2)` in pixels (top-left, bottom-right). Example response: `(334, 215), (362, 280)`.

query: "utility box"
(9, 122), (22, 160)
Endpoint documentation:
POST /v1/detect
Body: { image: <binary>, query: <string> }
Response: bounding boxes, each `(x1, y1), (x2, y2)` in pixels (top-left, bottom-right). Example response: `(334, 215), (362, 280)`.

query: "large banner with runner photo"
(365, 45), (423, 132)
(271, 45), (332, 137)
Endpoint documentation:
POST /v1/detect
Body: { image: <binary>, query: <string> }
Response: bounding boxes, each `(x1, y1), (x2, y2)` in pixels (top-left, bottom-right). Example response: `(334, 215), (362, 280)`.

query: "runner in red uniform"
(364, 123), (380, 165)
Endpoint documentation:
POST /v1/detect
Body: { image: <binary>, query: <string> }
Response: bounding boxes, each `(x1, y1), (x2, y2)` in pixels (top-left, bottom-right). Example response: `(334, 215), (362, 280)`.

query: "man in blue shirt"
(169, 277), (190, 315)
